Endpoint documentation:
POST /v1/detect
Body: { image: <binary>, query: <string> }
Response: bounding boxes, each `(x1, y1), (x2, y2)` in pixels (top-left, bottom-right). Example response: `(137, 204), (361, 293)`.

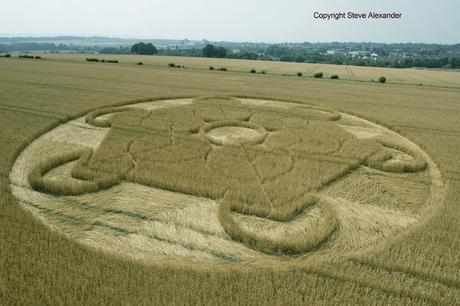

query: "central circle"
(203, 121), (267, 145)
(208, 126), (260, 143)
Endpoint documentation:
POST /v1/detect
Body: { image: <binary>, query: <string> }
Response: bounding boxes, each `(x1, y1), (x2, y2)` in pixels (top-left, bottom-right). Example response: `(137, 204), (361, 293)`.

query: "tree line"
(2, 40), (460, 69)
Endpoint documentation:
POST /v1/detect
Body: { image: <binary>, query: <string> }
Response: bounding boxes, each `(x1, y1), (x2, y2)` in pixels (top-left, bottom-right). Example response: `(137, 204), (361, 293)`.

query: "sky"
(0, 0), (459, 43)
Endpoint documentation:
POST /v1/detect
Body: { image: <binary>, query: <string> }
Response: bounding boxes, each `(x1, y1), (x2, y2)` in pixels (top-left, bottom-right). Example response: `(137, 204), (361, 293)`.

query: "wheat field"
(1, 54), (460, 305)
(13, 52), (460, 88)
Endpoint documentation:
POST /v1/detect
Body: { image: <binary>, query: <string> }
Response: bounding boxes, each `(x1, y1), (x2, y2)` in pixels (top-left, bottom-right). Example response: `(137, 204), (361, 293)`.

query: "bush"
(86, 58), (117, 63)
(168, 63), (176, 67)
(330, 75), (339, 79)
(260, 70), (266, 74)
(137, 62), (143, 65)
(34, 56), (42, 59)
(209, 66), (215, 70)
(3, 54), (11, 58)
(313, 72), (323, 78)
(218, 67), (227, 71)
(250, 69), (256, 74)
(19, 54), (34, 59)
(297, 72), (303, 77)
(379, 76), (386, 83)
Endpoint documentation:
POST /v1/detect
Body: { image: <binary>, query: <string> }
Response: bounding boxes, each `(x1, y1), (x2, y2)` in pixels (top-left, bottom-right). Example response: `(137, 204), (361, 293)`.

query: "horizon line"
(0, 33), (458, 46)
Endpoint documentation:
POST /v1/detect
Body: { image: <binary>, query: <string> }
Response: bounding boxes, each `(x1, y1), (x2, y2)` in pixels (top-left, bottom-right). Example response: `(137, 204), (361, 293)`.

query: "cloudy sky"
(1, 0), (458, 43)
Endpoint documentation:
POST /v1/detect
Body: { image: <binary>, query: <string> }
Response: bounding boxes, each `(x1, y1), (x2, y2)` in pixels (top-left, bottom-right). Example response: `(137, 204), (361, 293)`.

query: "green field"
(1, 54), (460, 305)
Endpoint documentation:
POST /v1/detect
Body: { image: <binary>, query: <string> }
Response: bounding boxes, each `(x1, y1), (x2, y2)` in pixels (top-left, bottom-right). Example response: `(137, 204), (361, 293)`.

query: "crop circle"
(10, 97), (444, 267)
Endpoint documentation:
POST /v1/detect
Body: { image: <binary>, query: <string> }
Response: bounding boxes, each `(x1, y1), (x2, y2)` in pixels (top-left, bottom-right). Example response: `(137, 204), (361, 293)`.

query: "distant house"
(326, 49), (347, 56)
(348, 51), (370, 57)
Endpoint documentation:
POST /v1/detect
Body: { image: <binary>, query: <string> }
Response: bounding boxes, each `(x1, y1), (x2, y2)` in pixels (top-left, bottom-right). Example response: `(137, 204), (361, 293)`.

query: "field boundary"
(0, 104), (68, 121)
(393, 124), (460, 136)
(302, 265), (443, 305)
(349, 258), (460, 289)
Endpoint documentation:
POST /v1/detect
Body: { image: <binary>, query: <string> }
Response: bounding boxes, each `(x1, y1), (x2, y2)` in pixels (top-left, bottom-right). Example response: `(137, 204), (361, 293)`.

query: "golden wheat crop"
(1, 54), (459, 305)
(24, 52), (460, 88)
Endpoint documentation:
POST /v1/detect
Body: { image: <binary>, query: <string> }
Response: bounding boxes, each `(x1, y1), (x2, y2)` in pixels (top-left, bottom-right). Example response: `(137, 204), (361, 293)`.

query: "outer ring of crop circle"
(9, 95), (446, 270)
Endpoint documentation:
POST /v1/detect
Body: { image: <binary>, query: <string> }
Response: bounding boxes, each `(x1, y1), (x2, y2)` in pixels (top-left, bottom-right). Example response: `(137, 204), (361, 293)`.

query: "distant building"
(348, 51), (370, 57)
(326, 49), (347, 56)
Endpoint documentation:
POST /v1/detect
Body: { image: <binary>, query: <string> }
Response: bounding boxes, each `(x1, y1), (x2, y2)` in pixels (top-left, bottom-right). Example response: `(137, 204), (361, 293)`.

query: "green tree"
(131, 42), (158, 55)
(202, 44), (227, 58)
(203, 44), (216, 57)
(215, 46), (227, 58)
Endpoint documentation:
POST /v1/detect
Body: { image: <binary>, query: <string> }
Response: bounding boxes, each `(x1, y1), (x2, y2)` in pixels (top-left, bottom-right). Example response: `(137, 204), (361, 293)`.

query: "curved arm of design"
(218, 194), (337, 255)
(85, 106), (138, 128)
(290, 105), (341, 121)
(365, 139), (427, 173)
(28, 148), (122, 196)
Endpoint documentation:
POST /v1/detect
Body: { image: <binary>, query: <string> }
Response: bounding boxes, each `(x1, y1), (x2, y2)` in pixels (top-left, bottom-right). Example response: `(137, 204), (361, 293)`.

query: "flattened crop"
(10, 97), (444, 265)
